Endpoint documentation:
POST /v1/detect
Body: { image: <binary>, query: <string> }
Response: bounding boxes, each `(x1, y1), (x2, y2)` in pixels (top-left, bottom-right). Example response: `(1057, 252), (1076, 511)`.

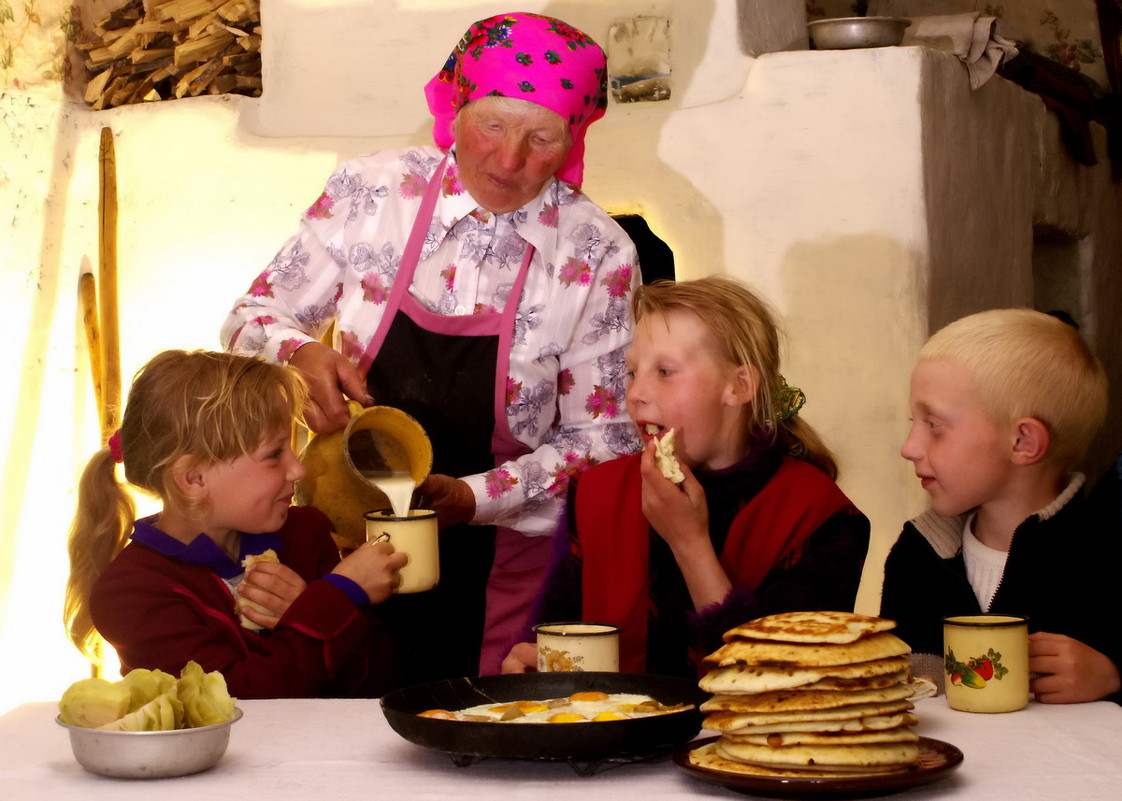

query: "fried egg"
(425, 691), (692, 724)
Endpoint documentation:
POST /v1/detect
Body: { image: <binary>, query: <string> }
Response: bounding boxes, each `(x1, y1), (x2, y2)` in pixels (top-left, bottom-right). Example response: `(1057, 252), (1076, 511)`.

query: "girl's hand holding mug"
(333, 540), (407, 604)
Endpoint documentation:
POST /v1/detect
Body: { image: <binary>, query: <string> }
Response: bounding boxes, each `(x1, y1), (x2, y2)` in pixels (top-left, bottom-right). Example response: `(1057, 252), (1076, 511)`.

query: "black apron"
(361, 157), (534, 683)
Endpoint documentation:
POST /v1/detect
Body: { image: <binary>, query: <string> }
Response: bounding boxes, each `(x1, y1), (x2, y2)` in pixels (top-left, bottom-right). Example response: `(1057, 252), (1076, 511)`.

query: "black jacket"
(880, 476), (1122, 703)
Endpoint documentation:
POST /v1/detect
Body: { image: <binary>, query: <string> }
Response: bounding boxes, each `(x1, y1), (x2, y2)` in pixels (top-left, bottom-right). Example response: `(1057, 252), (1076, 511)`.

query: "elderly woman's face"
(453, 97), (571, 214)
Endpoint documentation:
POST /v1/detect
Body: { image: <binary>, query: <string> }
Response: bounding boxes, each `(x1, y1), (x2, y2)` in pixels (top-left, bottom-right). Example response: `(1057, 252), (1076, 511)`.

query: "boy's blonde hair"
(632, 276), (839, 479)
(919, 308), (1107, 469)
(64, 350), (306, 660)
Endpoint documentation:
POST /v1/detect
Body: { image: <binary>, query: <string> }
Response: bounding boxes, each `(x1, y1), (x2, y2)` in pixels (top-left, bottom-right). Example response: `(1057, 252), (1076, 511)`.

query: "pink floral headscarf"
(424, 13), (608, 187)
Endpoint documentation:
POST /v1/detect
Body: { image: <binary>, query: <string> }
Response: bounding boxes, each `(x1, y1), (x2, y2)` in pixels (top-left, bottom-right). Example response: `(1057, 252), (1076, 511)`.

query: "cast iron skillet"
(381, 672), (705, 764)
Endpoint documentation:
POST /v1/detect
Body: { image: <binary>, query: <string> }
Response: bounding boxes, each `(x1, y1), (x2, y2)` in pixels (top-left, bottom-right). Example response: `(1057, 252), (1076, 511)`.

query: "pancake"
(722, 610), (898, 644)
(717, 711), (919, 736)
(705, 631), (911, 668)
(781, 672), (910, 692)
(700, 683), (913, 713)
(696, 611), (922, 777)
(699, 656), (911, 694)
(703, 699), (914, 731)
(726, 726), (919, 747)
(688, 741), (910, 778)
(716, 737), (920, 770)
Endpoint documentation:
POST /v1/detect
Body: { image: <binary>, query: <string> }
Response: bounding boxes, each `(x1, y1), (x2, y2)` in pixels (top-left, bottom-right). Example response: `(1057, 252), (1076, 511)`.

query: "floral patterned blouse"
(222, 146), (641, 536)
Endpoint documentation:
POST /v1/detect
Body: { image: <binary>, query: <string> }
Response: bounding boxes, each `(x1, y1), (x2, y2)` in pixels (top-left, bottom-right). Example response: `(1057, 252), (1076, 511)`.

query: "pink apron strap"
(490, 243), (535, 459)
(357, 157), (448, 376)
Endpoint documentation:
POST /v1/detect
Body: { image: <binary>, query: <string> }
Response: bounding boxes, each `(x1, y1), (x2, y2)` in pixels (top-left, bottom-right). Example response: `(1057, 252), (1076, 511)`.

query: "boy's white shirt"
(960, 513), (1007, 611)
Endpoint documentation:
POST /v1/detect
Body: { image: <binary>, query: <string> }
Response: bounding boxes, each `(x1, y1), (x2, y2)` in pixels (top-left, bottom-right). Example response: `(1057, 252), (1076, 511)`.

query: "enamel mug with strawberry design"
(943, 615), (1029, 713)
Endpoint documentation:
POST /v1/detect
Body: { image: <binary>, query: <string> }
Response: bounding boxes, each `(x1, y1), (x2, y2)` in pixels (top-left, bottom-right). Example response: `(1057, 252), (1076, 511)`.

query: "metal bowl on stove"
(381, 672), (705, 769)
(808, 16), (911, 50)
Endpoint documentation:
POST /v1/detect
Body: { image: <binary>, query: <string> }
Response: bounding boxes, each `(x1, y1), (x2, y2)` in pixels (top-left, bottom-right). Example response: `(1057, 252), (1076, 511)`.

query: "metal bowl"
(808, 16), (911, 50)
(56, 707), (242, 778)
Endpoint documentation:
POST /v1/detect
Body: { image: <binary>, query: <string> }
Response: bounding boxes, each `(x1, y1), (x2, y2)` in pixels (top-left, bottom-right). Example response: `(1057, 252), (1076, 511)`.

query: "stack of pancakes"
(692, 611), (920, 777)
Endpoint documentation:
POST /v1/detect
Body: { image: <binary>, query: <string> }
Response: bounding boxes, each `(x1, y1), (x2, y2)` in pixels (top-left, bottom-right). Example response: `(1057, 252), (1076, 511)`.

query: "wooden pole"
(78, 272), (104, 420)
(91, 126), (124, 679)
(98, 127), (122, 442)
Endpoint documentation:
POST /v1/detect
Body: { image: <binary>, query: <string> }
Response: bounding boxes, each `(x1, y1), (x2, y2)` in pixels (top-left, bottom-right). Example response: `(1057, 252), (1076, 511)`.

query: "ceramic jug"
(296, 402), (432, 549)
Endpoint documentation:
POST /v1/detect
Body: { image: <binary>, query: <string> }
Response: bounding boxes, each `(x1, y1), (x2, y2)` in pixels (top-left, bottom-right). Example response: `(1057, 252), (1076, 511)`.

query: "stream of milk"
(361, 472), (416, 518)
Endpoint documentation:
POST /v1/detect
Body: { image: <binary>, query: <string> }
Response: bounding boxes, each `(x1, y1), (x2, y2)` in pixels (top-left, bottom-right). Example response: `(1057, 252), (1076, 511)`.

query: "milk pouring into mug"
(296, 404), (433, 549)
(360, 472), (416, 518)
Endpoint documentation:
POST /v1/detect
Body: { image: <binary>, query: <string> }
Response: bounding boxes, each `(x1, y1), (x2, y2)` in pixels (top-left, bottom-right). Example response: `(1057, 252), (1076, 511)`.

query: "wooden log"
(84, 67), (114, 105)
(151, 0), (226, 24)
(216, 0), (252, 23)
(85, 46), (118, 68)
(233, 74), (262, 92)
(90, 75), (129, 110)
(221, 51), (260, 68)
(129, 48), (174, 67)
(173, 31), (235, 68)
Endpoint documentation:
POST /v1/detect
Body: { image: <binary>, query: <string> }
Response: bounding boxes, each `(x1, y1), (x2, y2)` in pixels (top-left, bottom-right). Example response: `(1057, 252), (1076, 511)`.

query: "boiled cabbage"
(58, 678), (131, 728)
(177, 660), (237, 728)
(118, 667), (176, 711)
(97, 691), (184, 731)
(58, 661), (235, 730)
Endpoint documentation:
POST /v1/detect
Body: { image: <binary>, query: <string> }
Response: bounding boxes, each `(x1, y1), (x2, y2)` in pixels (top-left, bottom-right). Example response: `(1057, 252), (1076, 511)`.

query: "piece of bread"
(238, 549), (279, 630)
(652, 428), (684, 483)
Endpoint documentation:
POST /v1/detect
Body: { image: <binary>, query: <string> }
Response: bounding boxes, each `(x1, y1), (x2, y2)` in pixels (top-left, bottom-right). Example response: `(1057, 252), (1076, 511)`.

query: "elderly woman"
(221, 13), (640, 682)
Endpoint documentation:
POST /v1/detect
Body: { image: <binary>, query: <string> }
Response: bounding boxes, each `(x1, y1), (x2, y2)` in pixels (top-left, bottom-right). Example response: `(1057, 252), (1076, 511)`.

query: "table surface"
(2, 694), (1120, 799)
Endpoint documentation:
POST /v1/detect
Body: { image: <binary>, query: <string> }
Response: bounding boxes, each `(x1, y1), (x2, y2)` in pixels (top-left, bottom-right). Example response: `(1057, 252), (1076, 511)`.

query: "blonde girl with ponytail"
(65, 350), (405, 697)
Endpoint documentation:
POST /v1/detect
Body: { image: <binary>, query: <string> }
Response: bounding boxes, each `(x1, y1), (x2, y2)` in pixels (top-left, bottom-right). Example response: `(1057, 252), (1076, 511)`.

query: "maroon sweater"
(90, 507), (397, 698)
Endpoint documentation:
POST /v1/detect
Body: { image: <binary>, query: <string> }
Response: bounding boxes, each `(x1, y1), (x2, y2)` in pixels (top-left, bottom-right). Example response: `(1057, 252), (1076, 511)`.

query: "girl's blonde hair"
(919, 308), (1107, 469)
(632, 276), (839, 479)
(64, 350), (306, 660)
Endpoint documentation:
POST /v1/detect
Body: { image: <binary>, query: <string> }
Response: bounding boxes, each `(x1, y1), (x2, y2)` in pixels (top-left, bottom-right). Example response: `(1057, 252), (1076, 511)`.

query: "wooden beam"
(98, 127), (122, 438)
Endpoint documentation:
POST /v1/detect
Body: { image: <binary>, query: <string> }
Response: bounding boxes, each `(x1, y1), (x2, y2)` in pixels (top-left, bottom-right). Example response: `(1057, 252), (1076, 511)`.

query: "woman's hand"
(416, 474), (477, 529)
(237, 561), (308, 629)
(288, 341), (372, 433)
(1030, 631), (1121, 703)
(332, 540), (408, 605)
(502, 642), (538, 674)
(639, 441), (731, 609)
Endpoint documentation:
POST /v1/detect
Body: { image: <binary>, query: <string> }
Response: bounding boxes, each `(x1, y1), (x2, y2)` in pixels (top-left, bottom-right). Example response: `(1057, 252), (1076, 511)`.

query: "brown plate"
(674, 736), (963, 799)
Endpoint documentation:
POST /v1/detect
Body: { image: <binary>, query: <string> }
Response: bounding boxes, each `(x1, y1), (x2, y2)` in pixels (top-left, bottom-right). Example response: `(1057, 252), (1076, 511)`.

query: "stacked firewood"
(78, 0), (262, 110)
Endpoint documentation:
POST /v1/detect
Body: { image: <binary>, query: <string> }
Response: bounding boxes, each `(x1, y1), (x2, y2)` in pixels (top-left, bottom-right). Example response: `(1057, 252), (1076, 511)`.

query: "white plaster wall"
(3, 0), (1120, 711)
(245, 0), (779, 137)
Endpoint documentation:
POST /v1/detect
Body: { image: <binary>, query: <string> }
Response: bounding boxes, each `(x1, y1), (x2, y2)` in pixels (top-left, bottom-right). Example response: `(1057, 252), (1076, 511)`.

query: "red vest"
(575, 453), (856, 673)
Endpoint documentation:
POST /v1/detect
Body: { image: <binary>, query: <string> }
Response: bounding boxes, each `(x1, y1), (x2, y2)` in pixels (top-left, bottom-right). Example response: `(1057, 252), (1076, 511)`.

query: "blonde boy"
(880, 308), (1121, 704)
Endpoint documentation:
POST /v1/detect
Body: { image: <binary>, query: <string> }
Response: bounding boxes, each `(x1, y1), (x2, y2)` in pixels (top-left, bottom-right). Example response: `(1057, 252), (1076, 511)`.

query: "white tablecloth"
(2, 696), (1120, 799)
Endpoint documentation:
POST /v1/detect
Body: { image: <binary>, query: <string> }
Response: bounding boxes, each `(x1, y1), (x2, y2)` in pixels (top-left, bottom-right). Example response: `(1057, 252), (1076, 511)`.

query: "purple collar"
(130, 515), (283, 580)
